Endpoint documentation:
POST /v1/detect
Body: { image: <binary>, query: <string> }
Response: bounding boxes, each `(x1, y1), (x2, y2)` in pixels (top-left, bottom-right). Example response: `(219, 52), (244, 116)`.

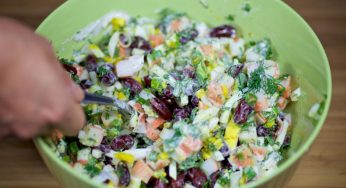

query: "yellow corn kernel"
(153, 170), (166, 178)
(202, 148), (212, 160)
(232, 81), (239, 91)
(89, 44), (99, 50)
(158, 152), (169, 160)
(89, 44), (105, 58)
(196, 89), (206, 99)
(116, 113), (122, 119)
(103, 56), (114, 63)
(265, 119), (275, 128)
(221, 84), (229, 98)
(154, 28), (161, 35)
(114, 152), (135, 164)
(207, 62), (217, 72)
(91, 104), (98, 111)
(134, 76), (143, 86)
(106, 180), (115, 187)
(240, 174), (247, 185)
(163, 122), (172, 128)
(111, 18), (126, 29)
(224, 119), (241, 150)
(115, 90), (126, 100)
(213, 138), (223, 150)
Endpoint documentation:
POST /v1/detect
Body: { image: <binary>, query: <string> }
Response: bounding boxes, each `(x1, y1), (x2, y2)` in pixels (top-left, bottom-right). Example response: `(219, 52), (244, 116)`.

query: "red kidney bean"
(210, 170), (222, 187)
(170, 172), (186, 188)
(230, 64), (244, 78)
(85, 55), (98, 72)
(120, 77), (143, 95)
(117, 163), (131, 186)
(189, 95), (199, 108)
(173, 108), (190, 120)
(256, 125), (270, 137)
(219, 142), (230, 157)
(150, 98), (173, 120)
(210, 25), (236, 38)
(143, 75), (152, 88)
(149, 178), (169, 188)
(62, 64), (77, 75)
(186, 168), (207, 188)
(111, 135), (134, 151)
(234, 99), (253, 124)
(101, 72), (116, 87)
(130, 36), (152, 53)
(221, 159), (232, 170)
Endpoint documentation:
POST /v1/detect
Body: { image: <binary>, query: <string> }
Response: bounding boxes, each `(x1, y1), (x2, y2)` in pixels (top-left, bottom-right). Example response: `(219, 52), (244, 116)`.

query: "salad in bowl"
(52, 9), (300, 188)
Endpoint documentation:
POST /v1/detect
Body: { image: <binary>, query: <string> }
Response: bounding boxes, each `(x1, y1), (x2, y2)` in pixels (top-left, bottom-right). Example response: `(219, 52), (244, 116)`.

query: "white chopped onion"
(212, 151), (225, 162)
(116, 55), (144, 78)
(77, 148), (91, 162)
(169, 161), (177, 180)
(92, 149), (103, 159)
(108, 32), (119, 58)
(201, 158), (218, 176)
(92, 165), (119, 185)
(160, 128), (175, 140)
(78, 125), (105, 147)
(124, 148), (152, 159)
(291, 88), (301, 102)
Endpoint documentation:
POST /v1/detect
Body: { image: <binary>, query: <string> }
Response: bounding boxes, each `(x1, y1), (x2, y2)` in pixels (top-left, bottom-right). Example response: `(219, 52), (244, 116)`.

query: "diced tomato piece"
(132, 160), (154, 184)
(277, 97), (288, 110)
(150, 117), (166, 129)
(280, 76), (292, 99)
(146, 125), (160, 141)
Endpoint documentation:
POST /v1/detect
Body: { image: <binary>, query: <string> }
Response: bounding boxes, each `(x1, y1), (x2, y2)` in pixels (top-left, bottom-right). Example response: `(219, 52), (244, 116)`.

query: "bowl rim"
(34, 0), (333, 187)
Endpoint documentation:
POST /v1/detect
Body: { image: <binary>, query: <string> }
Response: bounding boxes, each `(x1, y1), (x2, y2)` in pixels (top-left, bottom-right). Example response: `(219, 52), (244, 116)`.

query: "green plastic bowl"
(34, 0), (332, 187)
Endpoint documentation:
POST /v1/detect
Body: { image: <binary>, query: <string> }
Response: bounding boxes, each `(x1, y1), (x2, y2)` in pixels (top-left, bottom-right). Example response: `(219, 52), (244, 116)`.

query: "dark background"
(0, 0), (345, 187)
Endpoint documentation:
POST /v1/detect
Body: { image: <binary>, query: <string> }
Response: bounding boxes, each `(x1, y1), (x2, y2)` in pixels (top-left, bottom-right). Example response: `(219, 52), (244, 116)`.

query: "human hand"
(0, 18), (85, 139)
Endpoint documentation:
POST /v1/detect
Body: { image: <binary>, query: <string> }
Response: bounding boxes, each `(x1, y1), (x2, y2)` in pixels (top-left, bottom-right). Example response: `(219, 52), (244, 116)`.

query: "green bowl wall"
(34, 0), (332, 187)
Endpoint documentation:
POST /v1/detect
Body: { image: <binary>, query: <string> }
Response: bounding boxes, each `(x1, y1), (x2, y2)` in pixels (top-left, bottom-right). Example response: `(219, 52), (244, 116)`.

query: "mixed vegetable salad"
(53, 9), (301, 188)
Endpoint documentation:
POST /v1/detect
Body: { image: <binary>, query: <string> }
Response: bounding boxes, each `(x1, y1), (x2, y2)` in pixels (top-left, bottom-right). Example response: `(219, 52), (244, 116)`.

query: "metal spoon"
(82, 92), (134, 114)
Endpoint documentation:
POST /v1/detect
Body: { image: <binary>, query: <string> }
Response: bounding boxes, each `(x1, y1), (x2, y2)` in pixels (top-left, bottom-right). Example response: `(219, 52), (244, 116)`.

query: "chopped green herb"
(106, 127), (120, 139)
(97, 65), (111, 77)
(202, 180), (211, 188)
(85, 158), (101, 176)
(148, 50), (164, 60)
(218, 174), (231, 186)
(151, 77), (167, 92)
(242, 3), (252, 13)
(191, 49), (204, 65)
(253, 39), (273, 59)
(245, 92), (257, 106)
(226, 14), (235, 22)
(71, 74), (80, 84)
(244, 167), (256, 181)
(247, 64), (278, 95)
(148, 151), (159, 161)
(179, 153), (203, 170)
(265, 136), (276, 146)
(68, 142), (79, 154)
(110, 118), (122, 128)
(62, 155), (71, 162)
(199, 0), (209, 9)
(196, 62), (208, 85)
(135, 95), (149, 105)
(248, 65), (265, 92)
(236, 152), (244, 160)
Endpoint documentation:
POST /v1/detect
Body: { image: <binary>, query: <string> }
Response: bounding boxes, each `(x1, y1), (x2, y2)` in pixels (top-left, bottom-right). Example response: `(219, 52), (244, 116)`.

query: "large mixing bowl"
(34, 0), (332, 187)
